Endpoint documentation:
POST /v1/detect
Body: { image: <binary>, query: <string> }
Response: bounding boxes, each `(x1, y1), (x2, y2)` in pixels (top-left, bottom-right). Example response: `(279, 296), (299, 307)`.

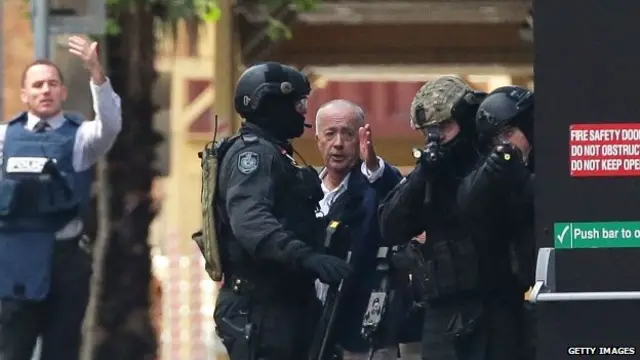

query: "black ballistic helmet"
(475, 85), (534, 146)
(234, 62), (311, 118)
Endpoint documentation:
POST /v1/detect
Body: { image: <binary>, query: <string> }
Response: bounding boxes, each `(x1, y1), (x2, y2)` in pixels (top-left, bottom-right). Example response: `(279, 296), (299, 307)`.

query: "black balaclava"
(440, 102), (481, 169)
(439, 91), (484, 158)
(246, 95), (306, 142)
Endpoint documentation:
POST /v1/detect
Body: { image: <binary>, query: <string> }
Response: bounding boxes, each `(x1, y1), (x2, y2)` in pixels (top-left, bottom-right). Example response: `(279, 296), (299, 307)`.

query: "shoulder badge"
(241, 134), (259, 143)
(238, 151), (259, 174)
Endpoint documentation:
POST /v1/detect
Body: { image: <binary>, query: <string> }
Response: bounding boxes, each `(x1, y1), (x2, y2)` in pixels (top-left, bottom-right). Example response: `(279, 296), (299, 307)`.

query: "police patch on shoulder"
(237, 151), (259, 174)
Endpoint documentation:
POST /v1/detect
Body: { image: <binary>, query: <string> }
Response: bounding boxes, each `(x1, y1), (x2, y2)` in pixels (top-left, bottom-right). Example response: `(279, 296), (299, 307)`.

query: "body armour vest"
(0, 112), (93, 300)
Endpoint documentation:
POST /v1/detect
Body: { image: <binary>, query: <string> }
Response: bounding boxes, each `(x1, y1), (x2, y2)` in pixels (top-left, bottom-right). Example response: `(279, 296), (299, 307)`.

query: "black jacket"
(378, 141), (479, 247)
(216, 123), (324, 300)
(323, 161), (401, 352)
(457, 153), (535, 292)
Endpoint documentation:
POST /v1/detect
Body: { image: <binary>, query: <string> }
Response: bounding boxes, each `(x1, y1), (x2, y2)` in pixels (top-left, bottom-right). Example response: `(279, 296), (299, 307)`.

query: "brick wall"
(2, 1), (33, 119)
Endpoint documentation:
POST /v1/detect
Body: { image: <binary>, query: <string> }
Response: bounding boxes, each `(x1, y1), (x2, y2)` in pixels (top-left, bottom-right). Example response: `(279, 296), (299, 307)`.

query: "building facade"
(2, 1), (34, 119)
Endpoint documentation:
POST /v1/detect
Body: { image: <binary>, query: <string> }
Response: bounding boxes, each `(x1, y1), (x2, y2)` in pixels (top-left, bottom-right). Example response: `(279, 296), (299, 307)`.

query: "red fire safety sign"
(569, 123), (640, 177)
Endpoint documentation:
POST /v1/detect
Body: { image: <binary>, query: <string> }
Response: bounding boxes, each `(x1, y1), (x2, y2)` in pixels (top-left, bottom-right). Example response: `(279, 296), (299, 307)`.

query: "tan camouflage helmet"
(409, 76), (474, 130)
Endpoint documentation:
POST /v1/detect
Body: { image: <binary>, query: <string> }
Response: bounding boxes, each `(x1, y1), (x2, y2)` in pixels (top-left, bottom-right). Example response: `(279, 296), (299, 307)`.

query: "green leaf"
(193, 0), (221, 22)
(201, 5), (221, 22)
(267, 17), (293, 40)
(107, 0), (321, 40)
(106, 19), (122, 35)
(293, 0), (318, 12)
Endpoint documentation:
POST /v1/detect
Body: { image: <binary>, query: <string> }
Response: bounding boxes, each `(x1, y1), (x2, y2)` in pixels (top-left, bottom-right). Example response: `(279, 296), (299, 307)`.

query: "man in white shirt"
(314, 99), (402, 360)
(0, 35), (122, 360)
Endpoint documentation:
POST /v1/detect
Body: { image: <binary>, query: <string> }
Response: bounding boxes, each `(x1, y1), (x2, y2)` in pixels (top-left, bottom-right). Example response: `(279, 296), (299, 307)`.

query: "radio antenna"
(212, 114), (219, 142)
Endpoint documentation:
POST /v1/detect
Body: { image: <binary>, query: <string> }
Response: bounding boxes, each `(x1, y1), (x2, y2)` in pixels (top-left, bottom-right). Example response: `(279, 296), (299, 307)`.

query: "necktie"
(33, 120), (50, 133)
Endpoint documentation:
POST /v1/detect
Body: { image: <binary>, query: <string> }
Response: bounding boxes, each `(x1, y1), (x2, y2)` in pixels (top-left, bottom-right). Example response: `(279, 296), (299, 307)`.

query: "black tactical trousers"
(215, 286), (320, 360)
(421, 292), (527, 360)
(0, 239), (92, 360)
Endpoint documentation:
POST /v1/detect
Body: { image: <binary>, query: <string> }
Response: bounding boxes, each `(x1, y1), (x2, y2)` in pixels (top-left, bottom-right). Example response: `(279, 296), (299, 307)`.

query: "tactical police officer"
(378, 76), (486, 360)
(456, 85), (535, 360)
(0, 36), (122, 360)
(208, 62), (352, 360)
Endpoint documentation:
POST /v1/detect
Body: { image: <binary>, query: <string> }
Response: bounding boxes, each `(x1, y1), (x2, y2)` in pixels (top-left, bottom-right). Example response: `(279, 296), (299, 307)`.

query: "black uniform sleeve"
(457, 158), (533, 218)
(456, 161), (502, 217)
(378, 165), (430, 245)
(222, 142), (313, 269)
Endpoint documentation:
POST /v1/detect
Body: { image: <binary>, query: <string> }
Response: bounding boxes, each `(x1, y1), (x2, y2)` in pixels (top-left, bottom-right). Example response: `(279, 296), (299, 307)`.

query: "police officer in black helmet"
(461, 85), (534, 213)
(474, 85), (534, 171)
(213, 62), (352, 360)
(456, 85), (535, 360)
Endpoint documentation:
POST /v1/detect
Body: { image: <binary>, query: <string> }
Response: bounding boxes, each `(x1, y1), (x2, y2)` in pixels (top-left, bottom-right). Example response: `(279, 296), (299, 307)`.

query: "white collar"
(25, 112), (66, 131)
(319, 168), (351, 194)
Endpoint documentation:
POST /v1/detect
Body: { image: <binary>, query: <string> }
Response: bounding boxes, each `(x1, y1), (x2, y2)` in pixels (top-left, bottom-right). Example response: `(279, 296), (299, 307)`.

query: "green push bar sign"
(554, 222), (640, 249)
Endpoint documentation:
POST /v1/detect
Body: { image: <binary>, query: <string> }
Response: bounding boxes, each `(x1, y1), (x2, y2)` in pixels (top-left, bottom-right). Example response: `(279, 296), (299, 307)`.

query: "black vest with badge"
(193, 130), (325, 288)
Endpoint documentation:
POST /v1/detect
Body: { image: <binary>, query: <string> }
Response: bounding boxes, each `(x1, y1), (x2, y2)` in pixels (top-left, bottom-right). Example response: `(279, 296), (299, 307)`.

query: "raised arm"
(68, 35), (123, 171)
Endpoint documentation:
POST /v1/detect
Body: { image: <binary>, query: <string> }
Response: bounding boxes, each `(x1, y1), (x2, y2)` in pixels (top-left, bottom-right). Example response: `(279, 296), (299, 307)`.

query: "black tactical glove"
(302, 253), (352, 284)
(416, 143), (445, 175)
(485, 142), (525, 178)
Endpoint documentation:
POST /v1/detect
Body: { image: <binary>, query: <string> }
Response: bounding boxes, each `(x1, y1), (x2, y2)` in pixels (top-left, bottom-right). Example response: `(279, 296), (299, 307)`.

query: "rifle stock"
(309, 220), (352, 360)
(308, 251), (352, 360)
